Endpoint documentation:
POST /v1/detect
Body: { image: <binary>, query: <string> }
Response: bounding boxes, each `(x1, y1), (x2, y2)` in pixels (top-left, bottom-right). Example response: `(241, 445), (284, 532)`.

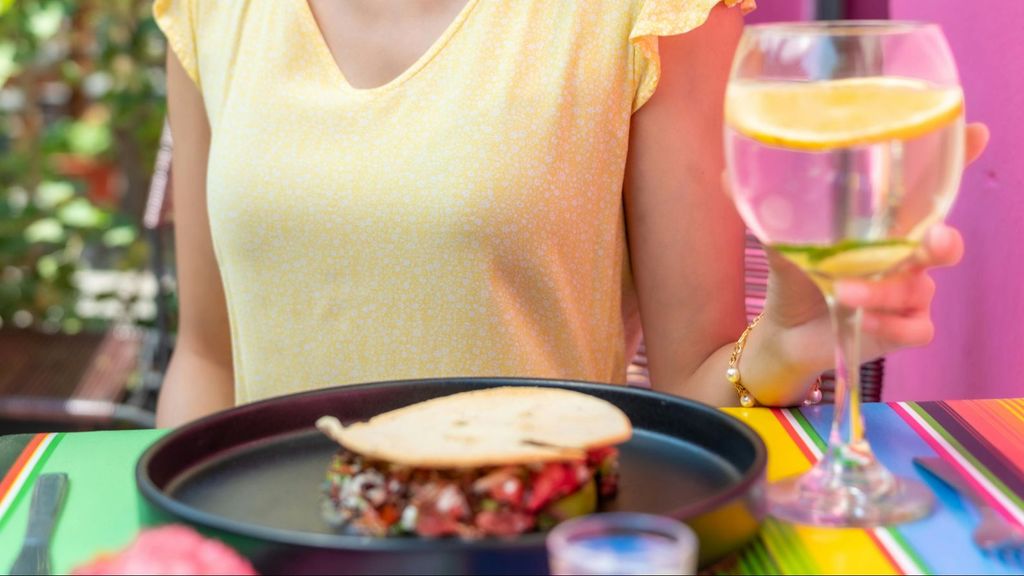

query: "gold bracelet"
(726, 311), (824, 408)
(727, 312), (764, 408)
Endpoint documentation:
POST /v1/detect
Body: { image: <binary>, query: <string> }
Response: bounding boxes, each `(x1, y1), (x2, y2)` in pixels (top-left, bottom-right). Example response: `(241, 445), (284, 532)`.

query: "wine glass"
(724, 21), (965, 527)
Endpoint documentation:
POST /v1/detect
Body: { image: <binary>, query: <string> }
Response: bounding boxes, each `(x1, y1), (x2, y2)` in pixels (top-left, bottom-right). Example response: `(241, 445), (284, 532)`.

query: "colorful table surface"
(1, 399), (1022, 575)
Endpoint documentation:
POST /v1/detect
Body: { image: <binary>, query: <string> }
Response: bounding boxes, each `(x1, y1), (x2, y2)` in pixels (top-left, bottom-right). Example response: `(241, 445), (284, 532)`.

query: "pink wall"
(885, 0), (1024, 400)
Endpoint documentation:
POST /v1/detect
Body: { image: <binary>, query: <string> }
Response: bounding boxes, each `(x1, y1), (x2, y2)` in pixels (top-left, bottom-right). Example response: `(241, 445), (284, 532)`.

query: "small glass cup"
(546, 513), (699, 575)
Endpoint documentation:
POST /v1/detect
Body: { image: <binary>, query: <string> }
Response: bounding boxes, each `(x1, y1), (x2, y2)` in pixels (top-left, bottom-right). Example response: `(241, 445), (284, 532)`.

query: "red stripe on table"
(0, 434), (46, 502)
(866, 530), (907, 575)
(772, 409), (817, 464)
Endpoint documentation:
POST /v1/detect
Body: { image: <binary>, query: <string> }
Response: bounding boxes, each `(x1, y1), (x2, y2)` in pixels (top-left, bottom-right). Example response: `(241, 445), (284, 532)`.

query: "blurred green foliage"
(1, 0), (167, 333)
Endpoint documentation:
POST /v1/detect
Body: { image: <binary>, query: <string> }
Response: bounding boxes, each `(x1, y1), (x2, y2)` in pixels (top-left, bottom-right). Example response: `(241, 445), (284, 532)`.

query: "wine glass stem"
(824, 291), (870, 461)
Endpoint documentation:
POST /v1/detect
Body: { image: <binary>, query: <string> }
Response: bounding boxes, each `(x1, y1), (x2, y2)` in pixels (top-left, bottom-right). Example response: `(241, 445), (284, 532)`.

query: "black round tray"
(136, 378), (766, 574)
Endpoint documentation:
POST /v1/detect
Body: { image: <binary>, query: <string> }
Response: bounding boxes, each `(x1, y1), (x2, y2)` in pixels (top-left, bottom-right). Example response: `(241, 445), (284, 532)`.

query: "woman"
(153, 0), (988, 427)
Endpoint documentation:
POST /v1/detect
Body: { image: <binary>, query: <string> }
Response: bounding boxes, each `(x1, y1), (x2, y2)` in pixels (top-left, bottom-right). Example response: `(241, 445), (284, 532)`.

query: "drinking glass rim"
(745, 20), (940, 37)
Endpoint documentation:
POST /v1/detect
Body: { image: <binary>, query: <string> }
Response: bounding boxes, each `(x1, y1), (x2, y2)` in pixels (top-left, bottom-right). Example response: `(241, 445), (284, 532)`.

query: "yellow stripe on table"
(724, 408), (901, 575)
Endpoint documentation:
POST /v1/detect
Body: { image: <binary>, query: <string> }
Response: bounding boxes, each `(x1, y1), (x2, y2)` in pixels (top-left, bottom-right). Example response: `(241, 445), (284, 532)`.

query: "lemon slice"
(726, 77), (963, 151)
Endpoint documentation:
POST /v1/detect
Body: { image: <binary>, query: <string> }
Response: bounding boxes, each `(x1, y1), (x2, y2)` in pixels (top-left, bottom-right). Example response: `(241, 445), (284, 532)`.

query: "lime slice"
(774, 240), (918, 278)
(815, 244), (917, 277)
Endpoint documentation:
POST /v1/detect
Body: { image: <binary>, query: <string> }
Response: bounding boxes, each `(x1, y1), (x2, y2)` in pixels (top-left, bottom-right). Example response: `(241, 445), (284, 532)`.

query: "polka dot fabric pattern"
(153, 0), (730, 404)
(630, 0), (728, 111)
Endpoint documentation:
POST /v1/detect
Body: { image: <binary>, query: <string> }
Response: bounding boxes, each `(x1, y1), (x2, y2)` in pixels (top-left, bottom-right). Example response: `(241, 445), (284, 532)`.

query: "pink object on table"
(71, 525), (258, 576)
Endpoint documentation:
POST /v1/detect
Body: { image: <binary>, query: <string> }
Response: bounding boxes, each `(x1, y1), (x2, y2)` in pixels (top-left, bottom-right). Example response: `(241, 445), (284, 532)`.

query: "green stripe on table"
(790, 409), (827, 454)
(746, 536), (779, 574)
(0, 429), (167, 574)
(0, 434), (65, 533)
(761, 518), (819, 574)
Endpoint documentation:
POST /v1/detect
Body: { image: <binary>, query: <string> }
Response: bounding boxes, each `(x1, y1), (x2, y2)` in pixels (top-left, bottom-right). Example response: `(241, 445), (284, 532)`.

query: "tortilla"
(316, 387), (632, 468)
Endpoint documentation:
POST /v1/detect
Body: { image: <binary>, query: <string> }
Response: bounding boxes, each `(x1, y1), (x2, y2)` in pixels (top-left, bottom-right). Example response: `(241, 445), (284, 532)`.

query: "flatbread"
(316, 387), (632, 468)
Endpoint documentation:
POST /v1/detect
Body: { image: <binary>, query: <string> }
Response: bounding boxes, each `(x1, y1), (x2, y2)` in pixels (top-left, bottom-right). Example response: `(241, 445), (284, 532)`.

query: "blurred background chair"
(0, 325), (153, 432)
(137, 122), (177, 407)
(0, 124), (174, 435)
(0, 1), (171, 433)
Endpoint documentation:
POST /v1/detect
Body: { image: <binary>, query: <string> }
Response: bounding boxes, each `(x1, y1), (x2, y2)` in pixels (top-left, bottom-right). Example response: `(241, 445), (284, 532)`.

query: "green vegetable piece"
(539, 479), (597, 531)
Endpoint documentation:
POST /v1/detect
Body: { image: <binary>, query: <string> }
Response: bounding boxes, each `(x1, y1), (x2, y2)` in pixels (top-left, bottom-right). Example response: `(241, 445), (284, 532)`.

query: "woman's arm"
(626, 5), (819, 406)
(154, 50), (235, 427)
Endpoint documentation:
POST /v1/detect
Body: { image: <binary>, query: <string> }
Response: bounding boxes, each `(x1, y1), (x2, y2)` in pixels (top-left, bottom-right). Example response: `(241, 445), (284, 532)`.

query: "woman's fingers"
(861, 311), (935, 347)
(836, 271), (935, 313)
(832, 223), (964, 350)
(965, 122), (990, 166)
(920, 223), (965, 268)
(834, 224), (959, 312)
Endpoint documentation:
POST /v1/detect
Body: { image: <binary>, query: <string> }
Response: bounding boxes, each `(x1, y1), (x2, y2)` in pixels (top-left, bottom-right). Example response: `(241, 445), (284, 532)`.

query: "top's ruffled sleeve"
(630, 0), (742, 113)
(154, 0), (201, 89)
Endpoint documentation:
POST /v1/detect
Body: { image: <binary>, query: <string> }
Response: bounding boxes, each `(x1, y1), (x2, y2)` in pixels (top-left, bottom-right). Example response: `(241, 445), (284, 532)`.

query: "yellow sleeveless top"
(154, 0), (728, 404)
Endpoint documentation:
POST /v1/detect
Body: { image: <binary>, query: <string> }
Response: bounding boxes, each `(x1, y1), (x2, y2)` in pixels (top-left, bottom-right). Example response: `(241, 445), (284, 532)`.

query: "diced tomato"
(526, 463), (581, 512)
(586, 446), (617, 465)
(355, 507), (389, 537)
(475, 510), (536, 537)
(378, 504), (401, 526)
(416, 512), (462, 537)
(489, 476), (523, 506)
(412, 483), (471, 537)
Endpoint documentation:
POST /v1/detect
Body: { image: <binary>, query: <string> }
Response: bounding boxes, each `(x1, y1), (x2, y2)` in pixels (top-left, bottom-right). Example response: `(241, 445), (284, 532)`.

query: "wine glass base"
(767, 473), (934, 528)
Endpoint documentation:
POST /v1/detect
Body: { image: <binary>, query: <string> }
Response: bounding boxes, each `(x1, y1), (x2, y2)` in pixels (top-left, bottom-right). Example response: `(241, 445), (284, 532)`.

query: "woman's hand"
(757, 123), (990, 402)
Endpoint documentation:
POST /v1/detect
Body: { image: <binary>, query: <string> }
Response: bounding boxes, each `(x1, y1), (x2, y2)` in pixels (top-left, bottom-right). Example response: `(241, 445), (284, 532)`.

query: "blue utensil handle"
(23, 473), (68, 547)
(913, 457), (986, 507)
(9, 473), (68, 575)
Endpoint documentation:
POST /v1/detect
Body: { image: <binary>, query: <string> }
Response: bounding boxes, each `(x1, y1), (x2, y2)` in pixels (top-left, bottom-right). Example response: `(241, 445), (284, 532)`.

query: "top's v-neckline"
(296, 0), (482, 97)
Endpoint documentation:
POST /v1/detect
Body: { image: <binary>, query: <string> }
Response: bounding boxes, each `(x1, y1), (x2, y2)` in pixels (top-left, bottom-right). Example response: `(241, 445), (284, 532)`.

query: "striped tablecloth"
(1, 399), (1021, 575)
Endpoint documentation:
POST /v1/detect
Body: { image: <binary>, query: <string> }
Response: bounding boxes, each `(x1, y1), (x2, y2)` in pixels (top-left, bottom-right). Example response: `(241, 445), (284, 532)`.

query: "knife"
(8, 473), (68, 576)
